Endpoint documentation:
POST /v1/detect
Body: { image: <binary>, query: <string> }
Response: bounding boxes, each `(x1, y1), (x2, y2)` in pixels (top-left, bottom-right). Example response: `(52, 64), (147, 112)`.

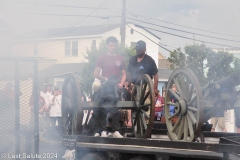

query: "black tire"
(80, 153), (108, 160)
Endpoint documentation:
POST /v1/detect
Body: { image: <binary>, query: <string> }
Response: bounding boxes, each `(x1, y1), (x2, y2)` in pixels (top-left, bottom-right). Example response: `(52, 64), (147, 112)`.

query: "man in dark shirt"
(127, 40), (158, 137)
(128, 40), (158, 94)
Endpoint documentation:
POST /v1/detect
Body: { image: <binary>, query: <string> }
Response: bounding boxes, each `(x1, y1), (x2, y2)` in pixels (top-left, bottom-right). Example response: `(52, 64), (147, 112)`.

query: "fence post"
(15, 60), (20, 160)
(33, 60), (39, 158)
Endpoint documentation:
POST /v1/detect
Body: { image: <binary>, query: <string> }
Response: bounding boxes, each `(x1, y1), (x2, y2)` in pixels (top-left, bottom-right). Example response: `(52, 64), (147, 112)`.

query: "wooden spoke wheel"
(62, 73), (83, 135)
(165, 68), (203, 142)
(131, 74), (155, 138)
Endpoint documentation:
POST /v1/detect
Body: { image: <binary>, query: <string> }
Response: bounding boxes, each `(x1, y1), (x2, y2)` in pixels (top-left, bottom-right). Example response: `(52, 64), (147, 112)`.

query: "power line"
(0, 10), (120, 18)
(0, 0), (121, 13)
(47, 0), (110, 37)
(134, 24), (240, 49)
(127, 24), (172, 52)
(127, 17), (240, 43)
(147, 0), (236, 28)
(14, 18), (120, 53)
(126, 10), (240, 38)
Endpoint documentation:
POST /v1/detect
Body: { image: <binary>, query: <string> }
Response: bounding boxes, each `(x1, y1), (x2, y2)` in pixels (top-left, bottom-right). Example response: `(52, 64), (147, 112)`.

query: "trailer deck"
(40, 125), (240, 160)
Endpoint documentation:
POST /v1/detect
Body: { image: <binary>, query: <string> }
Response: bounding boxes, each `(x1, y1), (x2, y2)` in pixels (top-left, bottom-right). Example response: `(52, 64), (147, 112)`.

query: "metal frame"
(0, 57), (39, 160)
(61, 135), (240, 160)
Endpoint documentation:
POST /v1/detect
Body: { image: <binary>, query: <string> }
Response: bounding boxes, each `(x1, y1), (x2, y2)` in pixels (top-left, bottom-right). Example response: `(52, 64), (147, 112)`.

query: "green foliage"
(206, 51), (234, 83)
(168, 44), (240, 86)
(79, 41), (135, 94)
(168, 48), (186, 70)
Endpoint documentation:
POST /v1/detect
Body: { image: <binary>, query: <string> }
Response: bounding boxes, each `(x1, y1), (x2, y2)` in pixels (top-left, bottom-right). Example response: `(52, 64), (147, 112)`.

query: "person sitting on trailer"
(92, 36), (127, 138)
(126, 40), (158, 137)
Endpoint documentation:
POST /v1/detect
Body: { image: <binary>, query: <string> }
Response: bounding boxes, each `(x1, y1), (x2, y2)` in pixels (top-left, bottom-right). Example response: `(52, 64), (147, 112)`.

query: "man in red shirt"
(93, 36), (126, 138)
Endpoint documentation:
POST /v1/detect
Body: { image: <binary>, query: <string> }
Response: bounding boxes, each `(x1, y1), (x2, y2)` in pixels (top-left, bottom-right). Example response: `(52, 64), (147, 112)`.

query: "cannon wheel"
(131, 74), (155, 138)
(62, 73), (83, 135)
(165, 68), (203, 142)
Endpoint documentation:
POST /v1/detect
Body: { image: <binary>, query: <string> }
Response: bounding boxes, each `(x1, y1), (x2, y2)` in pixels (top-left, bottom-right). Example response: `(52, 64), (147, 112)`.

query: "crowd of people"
(29, 83), (62, 132)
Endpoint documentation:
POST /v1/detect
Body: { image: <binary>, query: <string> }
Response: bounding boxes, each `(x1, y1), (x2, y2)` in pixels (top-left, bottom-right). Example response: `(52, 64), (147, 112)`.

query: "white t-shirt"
(49, 95), (62, 117)
(40, 91), (51, 108)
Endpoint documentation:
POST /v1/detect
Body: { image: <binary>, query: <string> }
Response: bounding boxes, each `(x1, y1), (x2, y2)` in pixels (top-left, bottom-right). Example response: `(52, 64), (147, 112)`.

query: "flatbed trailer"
(60, 129), (240, 160)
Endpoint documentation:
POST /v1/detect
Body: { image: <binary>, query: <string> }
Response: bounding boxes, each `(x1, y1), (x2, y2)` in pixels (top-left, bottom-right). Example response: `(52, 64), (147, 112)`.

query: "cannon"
(61, 73), (155, 138)
(61, 68), (240, 142)
(164, 68), (240, 142)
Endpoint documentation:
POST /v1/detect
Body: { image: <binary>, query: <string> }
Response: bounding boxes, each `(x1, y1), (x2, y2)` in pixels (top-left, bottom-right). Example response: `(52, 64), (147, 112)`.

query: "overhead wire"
(147, 0), (236, 28)
(127, 17), (240, 43)
(126, 10), (240, 38)
(40, 0), (110, 38)
(0, 10), (120, 18)
(14, 18), (120, 54)
(126, 24), (172, 52)
(134, 24), (240, 49)
(0, 0), (121, 13)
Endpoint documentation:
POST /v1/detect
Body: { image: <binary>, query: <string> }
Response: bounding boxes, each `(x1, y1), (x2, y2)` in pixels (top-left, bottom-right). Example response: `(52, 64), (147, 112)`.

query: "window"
(34, 43), (38, 55)
(72, 41), (78, 56)
(65, 41), (70, 56)
(65, 41), (78, 56)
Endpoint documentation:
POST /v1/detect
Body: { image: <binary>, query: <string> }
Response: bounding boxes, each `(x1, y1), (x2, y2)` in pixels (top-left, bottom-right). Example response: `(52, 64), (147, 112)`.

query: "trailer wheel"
(62, 73), (83, 135)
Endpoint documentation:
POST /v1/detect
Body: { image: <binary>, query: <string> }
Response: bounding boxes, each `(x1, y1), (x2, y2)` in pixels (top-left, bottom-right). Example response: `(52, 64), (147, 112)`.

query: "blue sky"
(0, 0), (239, 55)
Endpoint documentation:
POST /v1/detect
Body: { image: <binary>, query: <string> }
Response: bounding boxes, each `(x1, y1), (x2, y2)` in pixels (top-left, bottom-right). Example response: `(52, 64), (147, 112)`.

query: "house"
(11, 23), (161, 65)
(11, 23), (172, 91)
(0, 19), (12, 55)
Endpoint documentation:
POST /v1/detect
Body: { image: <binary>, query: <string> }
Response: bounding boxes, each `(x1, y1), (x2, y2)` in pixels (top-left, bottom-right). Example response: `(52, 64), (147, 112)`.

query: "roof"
(39, 63), (86, 78)
(158, 59), (170, 69)
(15, 24), (120, 40)
(158, 68), (172, 80)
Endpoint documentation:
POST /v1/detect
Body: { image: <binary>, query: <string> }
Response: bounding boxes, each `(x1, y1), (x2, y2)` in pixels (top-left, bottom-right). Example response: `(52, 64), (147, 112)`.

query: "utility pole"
(121, 0), (126, 47)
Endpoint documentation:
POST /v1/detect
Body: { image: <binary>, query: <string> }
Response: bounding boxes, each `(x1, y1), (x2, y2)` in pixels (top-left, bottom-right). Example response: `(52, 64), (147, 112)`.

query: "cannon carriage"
(61, 68), (240, 142)
(61, 73), (156, 139)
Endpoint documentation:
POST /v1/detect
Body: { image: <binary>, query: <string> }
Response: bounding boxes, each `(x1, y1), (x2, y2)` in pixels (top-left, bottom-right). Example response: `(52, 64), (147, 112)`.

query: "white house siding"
(11, 24), (161, 66)
(11, 36), (103, 64)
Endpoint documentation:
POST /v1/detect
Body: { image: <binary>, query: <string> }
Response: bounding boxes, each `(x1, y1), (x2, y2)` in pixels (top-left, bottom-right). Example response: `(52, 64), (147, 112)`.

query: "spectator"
(169, 84), (179, 115)
(40, 83), (51, 110)
(155, 90), (164, 120)
(211, 109), (227, 132)
(49, 86), (62, 126)
(47, 84), (53, 95)
(29, 93), (47, 130)
(235, 95), (240, 133)
(162, 89), (166, 98)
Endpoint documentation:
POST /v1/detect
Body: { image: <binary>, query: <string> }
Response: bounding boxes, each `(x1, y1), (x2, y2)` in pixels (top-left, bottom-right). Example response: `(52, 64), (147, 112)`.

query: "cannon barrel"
(202, 71), (240, 95)
(214, 71), (240, 88)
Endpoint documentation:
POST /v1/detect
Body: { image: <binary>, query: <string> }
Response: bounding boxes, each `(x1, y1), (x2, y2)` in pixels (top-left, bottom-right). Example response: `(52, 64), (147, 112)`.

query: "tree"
(79, 41), (135, 94)
(168, 44), (240, 86)
(168, 48), (186, 70)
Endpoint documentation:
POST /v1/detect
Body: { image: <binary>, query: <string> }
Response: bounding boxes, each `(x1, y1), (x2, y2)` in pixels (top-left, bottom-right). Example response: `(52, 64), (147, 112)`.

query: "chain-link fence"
(0, 57), (39, 160)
